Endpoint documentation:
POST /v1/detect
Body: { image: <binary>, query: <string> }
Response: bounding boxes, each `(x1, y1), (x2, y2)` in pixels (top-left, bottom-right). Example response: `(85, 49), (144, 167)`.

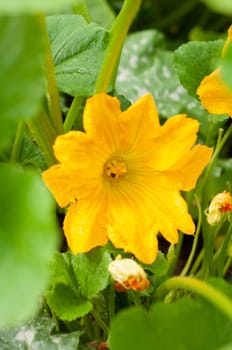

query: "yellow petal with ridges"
(64, 200), (108, 254)
(120, 93), (161, 151)
(149, 114), (199, 170)
(107, 194), (159, 264)
(83, 93), (123, 152)
(168, 144), (213, 191)
(42, 164), (76, 207)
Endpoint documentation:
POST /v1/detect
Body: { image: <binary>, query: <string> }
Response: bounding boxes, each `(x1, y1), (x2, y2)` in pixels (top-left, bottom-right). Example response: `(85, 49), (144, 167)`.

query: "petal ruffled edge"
(148, 114), (200, 171)
(42, 164), (77, 207)
(168, 144), (213, 191)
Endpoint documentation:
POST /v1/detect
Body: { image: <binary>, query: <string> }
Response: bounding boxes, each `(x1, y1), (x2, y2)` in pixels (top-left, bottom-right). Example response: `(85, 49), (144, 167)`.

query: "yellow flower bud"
(206, 191), (232, 225)
(108, 256), (150, 292)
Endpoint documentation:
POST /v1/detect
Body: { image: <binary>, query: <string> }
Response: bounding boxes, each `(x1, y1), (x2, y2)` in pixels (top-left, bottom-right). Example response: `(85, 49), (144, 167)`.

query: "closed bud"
(206, 191), (232, 226)
(108, 255), (150, 292)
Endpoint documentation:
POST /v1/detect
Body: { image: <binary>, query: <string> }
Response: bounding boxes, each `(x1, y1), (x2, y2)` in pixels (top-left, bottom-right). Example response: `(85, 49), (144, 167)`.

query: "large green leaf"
(110, 298), (232, 350)
(0, 163), (59, 326)
(116, 30), (204, 118)
(0, 312), (80, 350)
(0, 16), (45, 150)
(174, 39), (224, 97)
(47, 14), (109, 96)
(72, 248), (111, 299)
(0, 0), (73, 14)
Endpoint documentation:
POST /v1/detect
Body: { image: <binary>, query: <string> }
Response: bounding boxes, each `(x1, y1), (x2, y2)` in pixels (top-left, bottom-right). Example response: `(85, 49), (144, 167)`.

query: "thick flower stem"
(38, 14), (63, 134)
(64, 96), (85, 132)
(215, 222), (232, 277)
(199, 124), (232, 278)
(156, 276), (232, 319)
(27, 112), (57, 166)
(10, 120), (25, 162)
(180, 196), (202, 276)
(72, 0), (91, 22)
(95, 0), (142, 93)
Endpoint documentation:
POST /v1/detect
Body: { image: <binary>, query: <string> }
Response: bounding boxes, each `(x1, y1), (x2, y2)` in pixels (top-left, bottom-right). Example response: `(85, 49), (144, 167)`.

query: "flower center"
(103, 157), (127, 182)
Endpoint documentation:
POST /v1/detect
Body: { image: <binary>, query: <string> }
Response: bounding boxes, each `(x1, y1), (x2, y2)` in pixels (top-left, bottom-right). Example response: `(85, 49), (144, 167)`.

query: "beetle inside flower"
(42, 93), (212, 264)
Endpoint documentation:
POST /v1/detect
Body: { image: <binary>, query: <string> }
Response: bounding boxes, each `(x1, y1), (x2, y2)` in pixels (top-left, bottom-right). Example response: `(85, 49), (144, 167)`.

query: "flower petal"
(64, 200), (108, 254)
(150, 183), (195, 243)
(53, 131), (105, 174)
(83, 93), (123, 152)
(167, 144), (213, 191)
(222, 25), (232, 56)
(149, 114), (199, 170)
(120, 93), (161, 151)
(42, 164), (76, 207)
(197, 68), (232, 116)
(107, 193), (159, 264)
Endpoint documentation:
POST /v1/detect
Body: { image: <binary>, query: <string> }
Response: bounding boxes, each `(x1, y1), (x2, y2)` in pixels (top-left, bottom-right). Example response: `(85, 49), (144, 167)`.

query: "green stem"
(155, 0), (198, 30)
(27, 112), (57, 166)
(156, 276), (232, 319)
(92, 308), (109, 336)
(199, 125), (232, 278)
(10, 120), (25, 162)
(108, 281), (115, 323)
(167, 234), (184, 276)
(216, 222), (232, 277)
(38, 14), (63, 134)
(190, 249), (204, 275)
(201, 125), (232, 198)
(64, 96), (85, 132)
(180, 196), (202, 276)
(95, 0), (142, 93)
(72, 0), (91, 22)
(223, 256), (232, 276)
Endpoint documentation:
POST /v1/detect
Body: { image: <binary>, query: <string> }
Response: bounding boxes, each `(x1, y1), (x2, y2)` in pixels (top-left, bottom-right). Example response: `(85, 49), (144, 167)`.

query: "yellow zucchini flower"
(197, 25), (232, 116)
(42, 93), (212, 264)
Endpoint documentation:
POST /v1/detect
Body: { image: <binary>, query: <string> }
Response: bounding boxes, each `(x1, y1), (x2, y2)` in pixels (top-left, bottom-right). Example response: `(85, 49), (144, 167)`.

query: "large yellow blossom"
(197, 25), (232, 116)
(42, 93), (212, 264)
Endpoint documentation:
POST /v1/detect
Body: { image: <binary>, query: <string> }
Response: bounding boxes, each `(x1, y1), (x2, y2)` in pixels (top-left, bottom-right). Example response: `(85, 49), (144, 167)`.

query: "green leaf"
(47, 283), (93, 321)
(72, 248), (111, 299)
(0, 16), (45, 150)
(116, 30), (204, 118)
(86, 0), (115, 28)
(0, 0), (74, 14)
(0, 163), (59, 326)
(110, 299), (232, 350)
(143, 251), (169, 286)
(19, 135), (47, 170)
(0, 312), (80, 350)
(201, 0), (232, 15)
(174, 39), (224, 97)
(47, 14), (109, 96)
(207, 158), (232, 197)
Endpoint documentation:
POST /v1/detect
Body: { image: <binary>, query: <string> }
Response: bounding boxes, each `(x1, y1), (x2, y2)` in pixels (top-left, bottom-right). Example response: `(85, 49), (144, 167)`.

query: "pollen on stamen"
(103, 157), (128, 182)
